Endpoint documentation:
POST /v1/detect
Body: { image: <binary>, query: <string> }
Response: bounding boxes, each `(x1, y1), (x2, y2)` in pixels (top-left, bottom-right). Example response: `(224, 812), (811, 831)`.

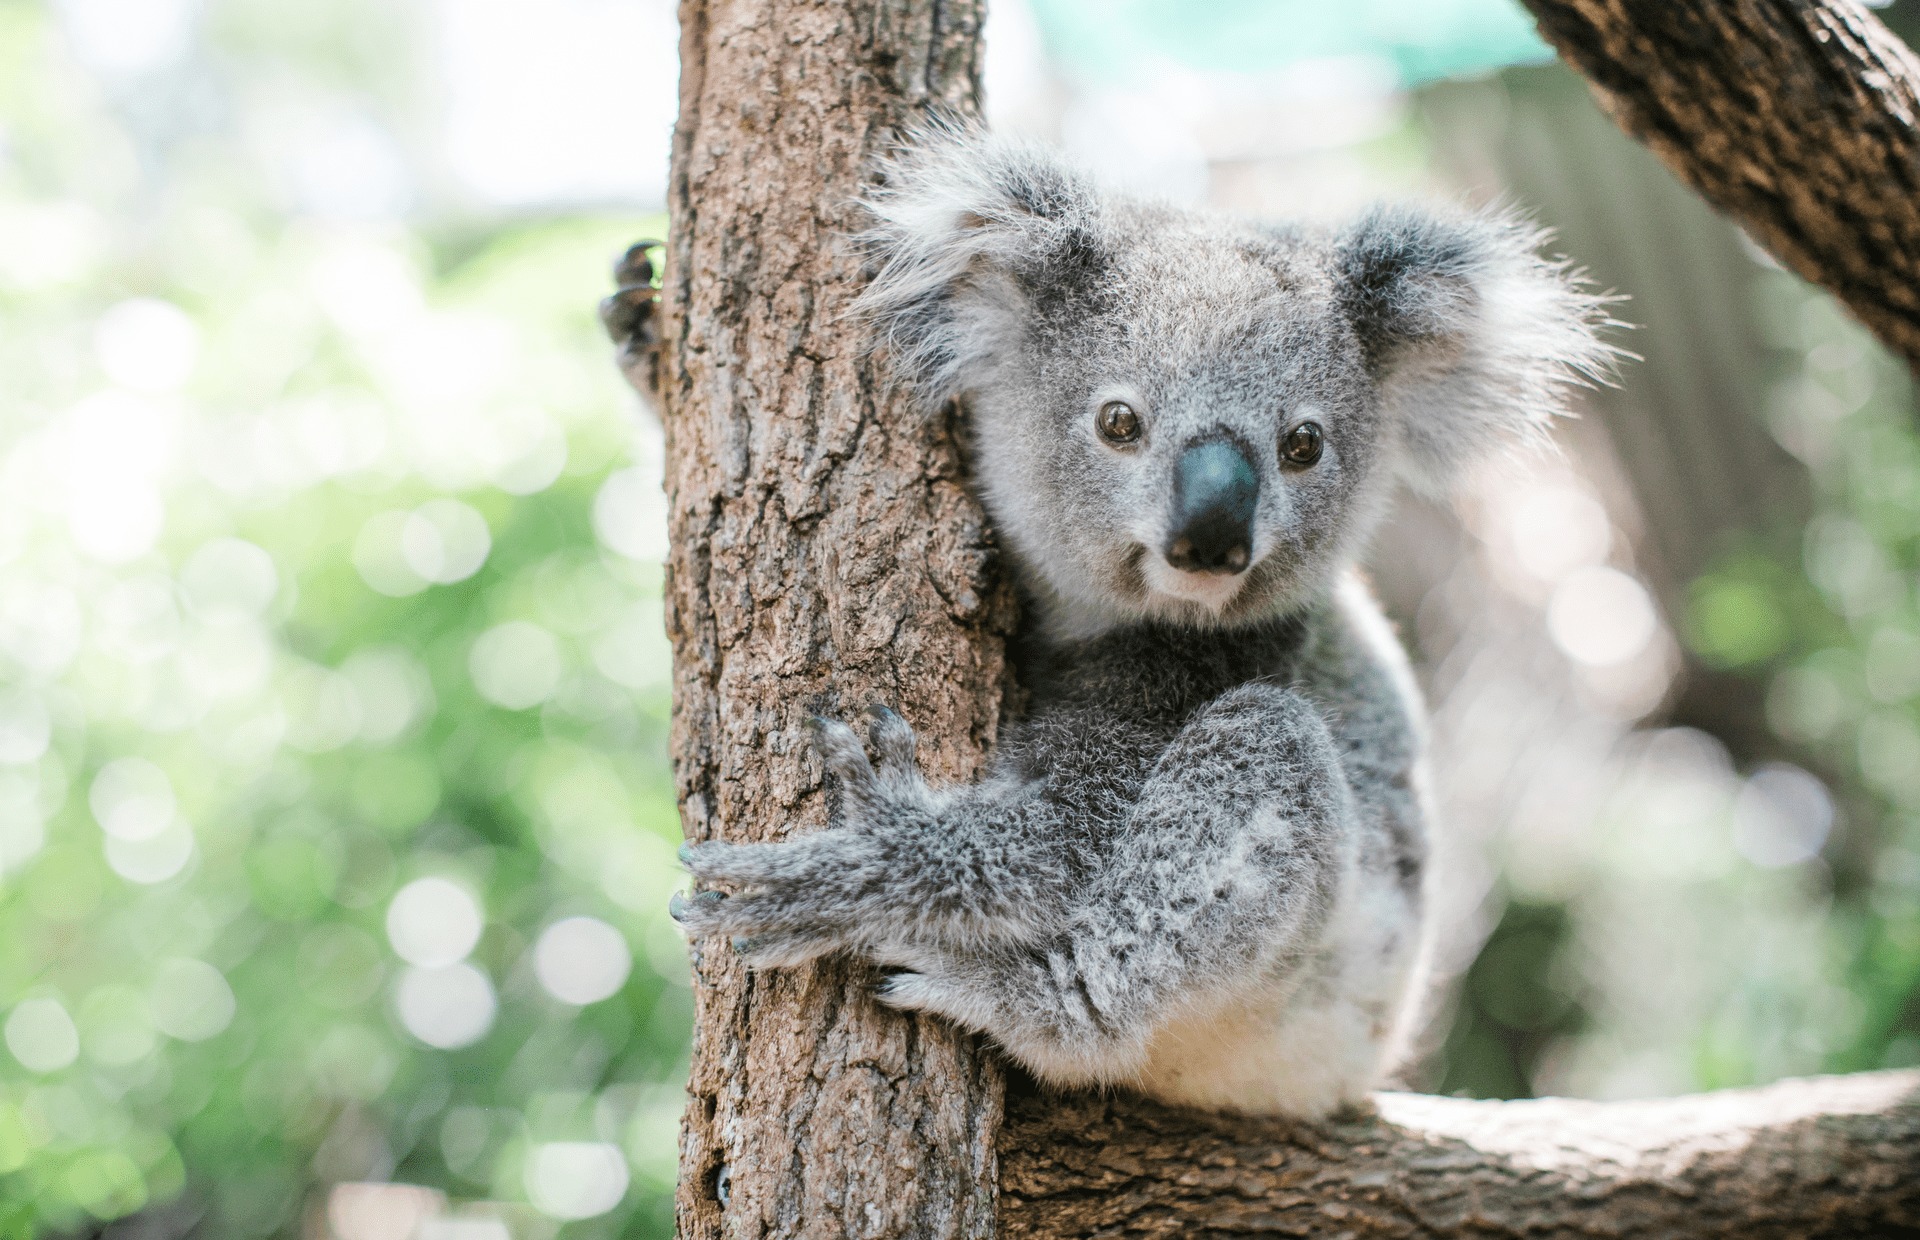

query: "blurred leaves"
(1436, 897), (1589, 1100)
(1668, 278), (1920, 1082)
(1685, 566), (1792, 670)
(0, 0), (682, 1235)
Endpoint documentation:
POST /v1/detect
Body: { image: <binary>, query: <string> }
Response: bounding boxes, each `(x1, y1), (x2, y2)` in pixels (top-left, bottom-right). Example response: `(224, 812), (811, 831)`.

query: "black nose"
(1165, 439), (1258, 575)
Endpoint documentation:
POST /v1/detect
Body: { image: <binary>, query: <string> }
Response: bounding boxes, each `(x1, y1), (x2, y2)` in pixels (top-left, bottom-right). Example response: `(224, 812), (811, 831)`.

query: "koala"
(658, 127), (1612, 1117)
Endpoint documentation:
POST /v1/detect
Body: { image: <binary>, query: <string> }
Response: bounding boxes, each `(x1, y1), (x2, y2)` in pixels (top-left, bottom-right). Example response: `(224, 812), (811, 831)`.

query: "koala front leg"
(877, 683), (1348, 1086)
(672, 707), (1070, 967)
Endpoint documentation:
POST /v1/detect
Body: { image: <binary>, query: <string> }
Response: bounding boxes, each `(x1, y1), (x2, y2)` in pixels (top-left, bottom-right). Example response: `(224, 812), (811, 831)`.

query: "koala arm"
(673, 708), (1087, 966)
(875, 682), (1348, 1085)
(675, 685), (1351, 1091)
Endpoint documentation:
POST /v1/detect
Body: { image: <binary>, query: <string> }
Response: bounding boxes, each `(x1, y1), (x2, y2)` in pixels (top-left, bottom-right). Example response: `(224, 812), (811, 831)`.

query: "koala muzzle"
(1165, 439), (1258, 575)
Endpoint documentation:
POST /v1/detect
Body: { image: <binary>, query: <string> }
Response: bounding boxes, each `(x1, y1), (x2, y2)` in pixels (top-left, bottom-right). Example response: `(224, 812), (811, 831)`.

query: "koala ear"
(854, 121), (1103, 413)
(1334, 206), (1620, 496)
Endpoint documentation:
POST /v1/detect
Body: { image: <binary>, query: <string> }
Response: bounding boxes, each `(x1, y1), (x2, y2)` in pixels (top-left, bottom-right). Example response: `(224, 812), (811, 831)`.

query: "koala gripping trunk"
(659, 0), (1010, 1236)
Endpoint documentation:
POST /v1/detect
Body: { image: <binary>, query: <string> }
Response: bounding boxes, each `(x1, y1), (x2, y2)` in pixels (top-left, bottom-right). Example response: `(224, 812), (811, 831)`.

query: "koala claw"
(668, 889), (726, 925)
(602, 238), (664, 398)
(612, 240), (660, 290)
(731, 930), (847, 970)
(873, 969), (942, 1012)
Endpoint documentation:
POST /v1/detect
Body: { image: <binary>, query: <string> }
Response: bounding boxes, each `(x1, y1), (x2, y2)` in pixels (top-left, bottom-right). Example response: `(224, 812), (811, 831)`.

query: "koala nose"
(1165, 439), (1258, 575)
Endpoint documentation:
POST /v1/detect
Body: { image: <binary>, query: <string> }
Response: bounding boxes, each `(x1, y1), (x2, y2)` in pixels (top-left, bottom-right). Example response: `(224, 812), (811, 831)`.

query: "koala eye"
(1095, 401), (1142, 446)
(1280, 420), (1323, 467)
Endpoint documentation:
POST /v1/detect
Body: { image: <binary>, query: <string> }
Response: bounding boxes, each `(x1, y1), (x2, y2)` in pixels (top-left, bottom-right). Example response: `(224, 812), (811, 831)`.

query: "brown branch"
(1515, 0), (1920, 371)
(999, 1070), (1920, 1238)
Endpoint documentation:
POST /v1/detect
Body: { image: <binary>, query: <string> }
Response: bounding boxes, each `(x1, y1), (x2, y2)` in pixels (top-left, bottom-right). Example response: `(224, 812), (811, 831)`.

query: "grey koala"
(662, 128), (1612, 1117)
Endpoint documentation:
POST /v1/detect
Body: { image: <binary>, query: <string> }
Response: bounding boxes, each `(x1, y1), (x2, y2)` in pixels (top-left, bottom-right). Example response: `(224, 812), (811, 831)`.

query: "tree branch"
(998, 1069), (1920, 1238)
(1514, 0), (1920, 371)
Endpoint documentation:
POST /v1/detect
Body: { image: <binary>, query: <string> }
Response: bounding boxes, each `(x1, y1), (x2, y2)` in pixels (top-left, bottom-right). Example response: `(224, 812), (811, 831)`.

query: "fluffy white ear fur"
(853, 122), (1096, 413)
(1335, 206), (1623, 497)
(856, 127), (1622, 472)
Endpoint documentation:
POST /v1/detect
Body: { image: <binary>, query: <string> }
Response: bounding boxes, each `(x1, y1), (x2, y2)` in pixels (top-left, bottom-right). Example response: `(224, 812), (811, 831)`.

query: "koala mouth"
(1144, 437), (1261, 613)
(1144, 553), (1256, 613)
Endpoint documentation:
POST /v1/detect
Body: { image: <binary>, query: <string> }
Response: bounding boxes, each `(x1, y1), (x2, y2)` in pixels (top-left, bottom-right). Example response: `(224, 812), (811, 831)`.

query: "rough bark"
(1516, 0), (1920, 372)
(659, 1), (1010, 1236)
(999, 1070), (1920, 1238)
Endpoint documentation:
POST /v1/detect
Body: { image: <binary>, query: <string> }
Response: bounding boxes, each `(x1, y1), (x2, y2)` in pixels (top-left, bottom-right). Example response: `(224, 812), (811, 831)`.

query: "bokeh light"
(396, 964), (498, 1050)
(149, 959), (236, 1042)
(533, 916), (633, 1006)
(386, 878), (485, 968)
(524, 1141), (629, 1220)
(6, 998), (80, 1073)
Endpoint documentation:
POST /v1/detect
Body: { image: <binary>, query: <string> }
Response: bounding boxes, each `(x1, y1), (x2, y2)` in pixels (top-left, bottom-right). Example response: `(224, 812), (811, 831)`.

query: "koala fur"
(669, 126), (1613, 1117)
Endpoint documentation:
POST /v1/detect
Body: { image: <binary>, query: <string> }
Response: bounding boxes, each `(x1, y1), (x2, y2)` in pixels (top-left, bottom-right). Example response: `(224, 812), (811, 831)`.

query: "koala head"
(857, 127), (1615, 636)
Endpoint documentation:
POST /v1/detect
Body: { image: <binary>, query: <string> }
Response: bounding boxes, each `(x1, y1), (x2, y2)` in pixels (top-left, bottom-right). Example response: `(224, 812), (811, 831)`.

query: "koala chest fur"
(1000, 572), (1431, 1114)
(670, 125), (1612, 1116)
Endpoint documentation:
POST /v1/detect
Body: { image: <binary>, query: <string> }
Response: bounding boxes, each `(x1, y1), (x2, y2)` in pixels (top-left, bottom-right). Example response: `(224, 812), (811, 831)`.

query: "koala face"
(858, 127), (1613, 635)
(958, 218), (1393, 631)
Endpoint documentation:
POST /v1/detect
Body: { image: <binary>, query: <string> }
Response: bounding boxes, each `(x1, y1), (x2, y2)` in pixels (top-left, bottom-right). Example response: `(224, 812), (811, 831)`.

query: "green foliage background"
(0, 0), (686, 1233)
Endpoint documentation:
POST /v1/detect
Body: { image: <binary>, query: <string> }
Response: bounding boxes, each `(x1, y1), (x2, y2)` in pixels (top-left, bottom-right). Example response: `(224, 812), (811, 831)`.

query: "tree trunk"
(659, 1), (1011, 1235)
(1515, 0), (1920, 372)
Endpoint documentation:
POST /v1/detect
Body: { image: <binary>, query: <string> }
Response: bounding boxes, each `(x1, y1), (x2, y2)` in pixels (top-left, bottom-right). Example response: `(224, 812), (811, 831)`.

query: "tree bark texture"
(999, 1070), (1920, 1238)
(1516, 0), (1920, 372)
(659, 1), (1009, 1236)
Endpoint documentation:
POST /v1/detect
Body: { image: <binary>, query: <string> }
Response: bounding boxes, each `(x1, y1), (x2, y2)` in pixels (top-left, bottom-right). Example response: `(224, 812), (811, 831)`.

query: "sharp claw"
(668, 890), (726, 923)
(612, 239), (663, 288)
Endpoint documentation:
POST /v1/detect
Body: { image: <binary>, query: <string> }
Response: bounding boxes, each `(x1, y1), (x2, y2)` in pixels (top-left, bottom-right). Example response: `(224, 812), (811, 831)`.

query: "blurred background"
(1, 0), (1917, 1236)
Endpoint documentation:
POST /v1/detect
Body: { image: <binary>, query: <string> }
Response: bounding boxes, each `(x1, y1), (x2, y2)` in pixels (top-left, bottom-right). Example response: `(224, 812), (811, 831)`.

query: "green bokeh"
(0, 0), (685, 1234)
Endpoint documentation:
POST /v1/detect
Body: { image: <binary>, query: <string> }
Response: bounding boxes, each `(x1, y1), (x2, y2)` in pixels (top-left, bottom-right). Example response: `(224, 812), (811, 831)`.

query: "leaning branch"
(1517, 0), (1920, 371)
(998, 1069), (1920, 1237)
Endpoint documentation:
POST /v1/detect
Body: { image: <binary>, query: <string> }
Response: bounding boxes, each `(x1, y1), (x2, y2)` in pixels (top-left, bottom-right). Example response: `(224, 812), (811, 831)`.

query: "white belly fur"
(1130, 860), (1422, 1117)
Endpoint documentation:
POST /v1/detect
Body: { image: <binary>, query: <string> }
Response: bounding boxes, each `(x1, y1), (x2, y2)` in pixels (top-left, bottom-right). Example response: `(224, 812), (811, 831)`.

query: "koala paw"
(669, 706), (941, 968)
(671, 832), (859, 940)
(600, 239), (664, 398)
(872, 962), (998, 1033)
(811, 705), (931, 825)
